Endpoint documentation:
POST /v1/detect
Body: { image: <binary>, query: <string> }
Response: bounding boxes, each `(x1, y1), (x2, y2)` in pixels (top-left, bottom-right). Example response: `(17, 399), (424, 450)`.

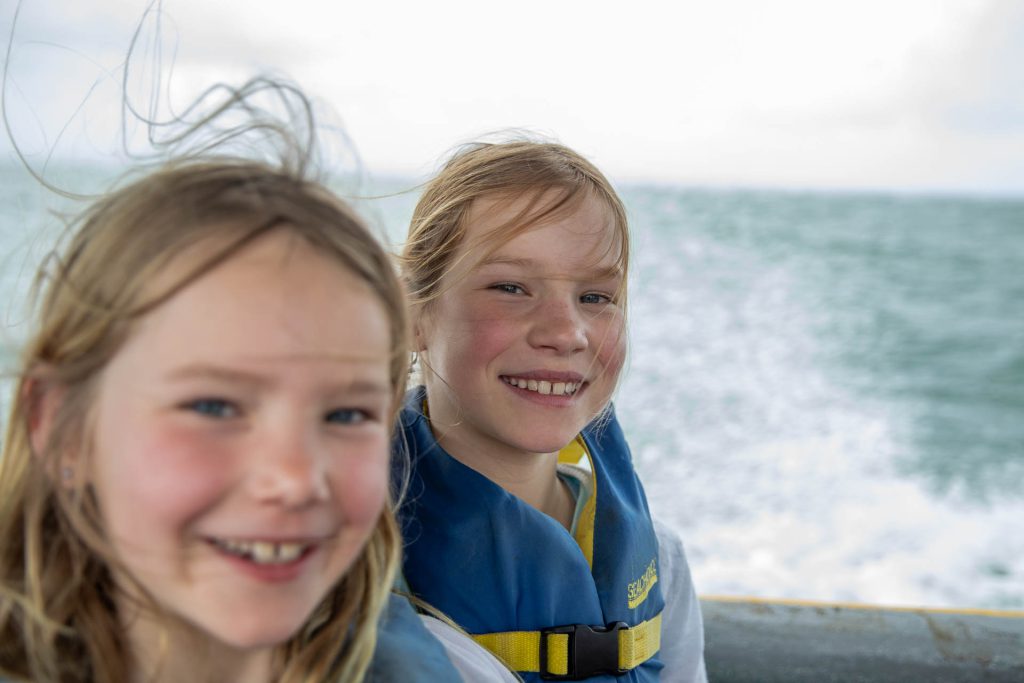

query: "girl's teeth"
(274, 543), (304, 562)
(214, 539), (307, 564)
(253, 542), (275, 564)
(503, 377), (579, 396)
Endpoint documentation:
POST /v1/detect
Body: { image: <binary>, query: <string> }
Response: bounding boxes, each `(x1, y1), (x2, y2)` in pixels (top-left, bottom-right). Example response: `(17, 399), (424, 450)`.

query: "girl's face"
(418, 191), (626, 460)
(85, 231), (393, 659)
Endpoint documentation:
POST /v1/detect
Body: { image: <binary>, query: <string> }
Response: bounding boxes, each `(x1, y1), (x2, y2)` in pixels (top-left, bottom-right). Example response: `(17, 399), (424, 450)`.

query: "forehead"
(140, 230), (392, 365)
(460, 190), (623, 276)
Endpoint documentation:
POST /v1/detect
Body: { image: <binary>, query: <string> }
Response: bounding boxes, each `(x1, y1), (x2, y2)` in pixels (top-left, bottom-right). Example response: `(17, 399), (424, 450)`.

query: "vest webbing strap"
(471, 611), (662, 677)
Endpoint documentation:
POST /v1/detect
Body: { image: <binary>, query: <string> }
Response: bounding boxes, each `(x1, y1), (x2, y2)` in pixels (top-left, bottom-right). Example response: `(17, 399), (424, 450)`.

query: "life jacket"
(365, 591), (463, 682)
(396, 386), (664, 682)
(0, 596), (459, 683)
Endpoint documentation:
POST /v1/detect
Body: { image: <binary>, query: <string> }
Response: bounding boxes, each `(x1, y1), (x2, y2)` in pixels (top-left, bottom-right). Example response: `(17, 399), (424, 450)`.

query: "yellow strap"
(471, 631), (543, 673)
(618, 612), (662, 670)
(471, 612), (662, 675)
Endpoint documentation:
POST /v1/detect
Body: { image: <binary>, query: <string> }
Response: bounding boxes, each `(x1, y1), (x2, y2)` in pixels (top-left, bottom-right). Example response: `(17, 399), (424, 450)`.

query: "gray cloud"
(4, 0), (1024, 194)
(903, 0), (1024, 136)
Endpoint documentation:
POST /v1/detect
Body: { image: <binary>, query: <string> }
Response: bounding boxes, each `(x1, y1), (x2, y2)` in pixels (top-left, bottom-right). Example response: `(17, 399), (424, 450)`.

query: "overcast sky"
(3, 0), (1023, 194)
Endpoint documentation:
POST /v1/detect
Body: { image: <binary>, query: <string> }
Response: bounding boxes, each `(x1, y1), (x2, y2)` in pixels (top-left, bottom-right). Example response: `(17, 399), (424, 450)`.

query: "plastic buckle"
(539, 621), (629, 680)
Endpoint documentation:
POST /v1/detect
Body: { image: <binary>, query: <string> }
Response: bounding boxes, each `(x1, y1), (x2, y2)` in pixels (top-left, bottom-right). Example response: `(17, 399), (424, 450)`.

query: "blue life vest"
(396, 386), (664, 682)
(0, 595), (459, 683)
(366, 591), (463, 682)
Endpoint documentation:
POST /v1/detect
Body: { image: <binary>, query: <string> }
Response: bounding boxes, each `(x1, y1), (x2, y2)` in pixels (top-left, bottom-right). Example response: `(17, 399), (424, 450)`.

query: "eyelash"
(182, 401), (375, 426)
(580, 292), (613, 305)
(325, 408), (374, 425)
(490, 283), (614, 305)
(490, 282), (525, 295)
(184, 398), (237, 419)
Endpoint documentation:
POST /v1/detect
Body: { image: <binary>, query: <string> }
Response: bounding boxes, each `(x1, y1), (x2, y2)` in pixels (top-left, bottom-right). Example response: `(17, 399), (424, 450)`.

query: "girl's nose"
(248, 426), (330, 507)
(526, 299), (589, 354)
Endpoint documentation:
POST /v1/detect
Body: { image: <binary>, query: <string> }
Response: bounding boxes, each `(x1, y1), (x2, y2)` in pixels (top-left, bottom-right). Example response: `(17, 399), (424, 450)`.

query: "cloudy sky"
(2, 0), (1023, 194)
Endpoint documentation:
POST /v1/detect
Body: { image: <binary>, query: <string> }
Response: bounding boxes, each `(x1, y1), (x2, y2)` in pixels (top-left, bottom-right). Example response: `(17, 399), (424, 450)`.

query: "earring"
(61, 466), (73, 481)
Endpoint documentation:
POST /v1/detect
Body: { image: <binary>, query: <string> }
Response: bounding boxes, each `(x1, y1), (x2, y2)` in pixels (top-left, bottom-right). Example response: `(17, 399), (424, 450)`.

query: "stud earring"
(61, 466), (73, 481)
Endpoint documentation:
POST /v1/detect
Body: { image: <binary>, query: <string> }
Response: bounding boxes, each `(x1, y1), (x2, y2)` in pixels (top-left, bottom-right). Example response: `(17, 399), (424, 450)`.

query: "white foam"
(619, 229), (1023, 609)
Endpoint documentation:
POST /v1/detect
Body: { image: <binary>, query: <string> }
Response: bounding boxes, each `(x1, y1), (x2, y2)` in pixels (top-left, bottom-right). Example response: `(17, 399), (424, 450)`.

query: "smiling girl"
(398, 140), (707, 682)
(0, 142), (468, 681)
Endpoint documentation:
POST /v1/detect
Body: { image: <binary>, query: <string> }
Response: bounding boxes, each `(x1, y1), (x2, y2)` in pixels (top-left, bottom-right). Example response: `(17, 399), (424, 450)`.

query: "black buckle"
(539, 621), (629, 680)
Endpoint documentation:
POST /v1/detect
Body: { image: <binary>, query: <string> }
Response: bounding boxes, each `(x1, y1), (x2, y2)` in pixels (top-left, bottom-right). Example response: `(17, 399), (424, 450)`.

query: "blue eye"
(186, 399), (237, 419)
(491, 283), (525, 295)
(326, 408), (370, 425)
(580, 292), (612, 305)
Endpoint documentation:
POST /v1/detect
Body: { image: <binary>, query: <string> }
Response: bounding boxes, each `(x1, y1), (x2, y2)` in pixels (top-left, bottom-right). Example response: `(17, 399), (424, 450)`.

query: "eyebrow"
(479, 256), (623, 281)
(166, 363), (390, 395)
(168, 365), (264, 385)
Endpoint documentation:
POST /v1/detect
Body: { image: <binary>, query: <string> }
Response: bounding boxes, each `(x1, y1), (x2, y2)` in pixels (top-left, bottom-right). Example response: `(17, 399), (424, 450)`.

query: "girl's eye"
(326, 408), (371, 425)
(185, 399), (237, 419)
(580, 292), (613, 305)
(490, 282), (525, 295)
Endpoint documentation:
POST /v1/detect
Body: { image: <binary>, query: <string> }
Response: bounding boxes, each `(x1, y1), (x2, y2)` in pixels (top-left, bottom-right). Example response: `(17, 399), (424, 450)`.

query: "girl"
(398, 140), (707, 682)
(0, 154), (466, 682)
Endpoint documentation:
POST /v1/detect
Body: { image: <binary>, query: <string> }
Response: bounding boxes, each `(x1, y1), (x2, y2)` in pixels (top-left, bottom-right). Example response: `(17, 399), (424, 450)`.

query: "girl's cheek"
(468, 318), (519, 353)
(465, 299), (529, 346)
(330, 440), (390, 525)
(113, 424), (235, 516)
(595, 314), (628, 376)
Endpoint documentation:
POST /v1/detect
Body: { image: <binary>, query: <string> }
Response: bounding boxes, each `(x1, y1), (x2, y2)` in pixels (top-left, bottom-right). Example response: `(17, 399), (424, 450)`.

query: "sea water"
(2, 164), (1022, 610)
(615, 186), (1024, 610)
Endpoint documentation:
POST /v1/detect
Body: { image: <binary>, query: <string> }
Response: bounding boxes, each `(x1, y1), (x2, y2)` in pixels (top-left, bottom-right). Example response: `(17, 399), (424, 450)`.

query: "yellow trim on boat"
(700, 594), (1024, 619)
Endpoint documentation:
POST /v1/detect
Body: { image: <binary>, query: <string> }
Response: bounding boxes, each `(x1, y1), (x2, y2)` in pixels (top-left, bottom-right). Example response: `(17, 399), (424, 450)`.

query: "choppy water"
(616, 186), (1024, 609)
(2, 164), (1022, 609)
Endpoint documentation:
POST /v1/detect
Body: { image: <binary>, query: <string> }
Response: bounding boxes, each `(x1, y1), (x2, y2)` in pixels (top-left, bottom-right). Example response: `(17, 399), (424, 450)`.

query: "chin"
(510, 415), (599, 453)
(218, 626), (301, 652)
(512, 432), (581, 456)
(211, 610), (312, 650)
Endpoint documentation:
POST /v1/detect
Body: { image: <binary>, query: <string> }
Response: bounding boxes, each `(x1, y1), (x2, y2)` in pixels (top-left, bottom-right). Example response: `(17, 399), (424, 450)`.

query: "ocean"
(2, 163), (1022, 610)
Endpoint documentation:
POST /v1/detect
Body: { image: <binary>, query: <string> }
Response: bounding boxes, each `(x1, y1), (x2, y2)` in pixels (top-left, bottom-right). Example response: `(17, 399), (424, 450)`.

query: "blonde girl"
(0, 148), (472, 682)
(397, 140), (706, 682)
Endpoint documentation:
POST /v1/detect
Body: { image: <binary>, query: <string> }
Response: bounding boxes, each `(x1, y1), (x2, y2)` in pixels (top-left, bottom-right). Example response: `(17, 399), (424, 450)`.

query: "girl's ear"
(25, 376), (81, 486)
(24, 375), (66, 460)
(412, 306), (430, 352)
(414, 323), (427, 352)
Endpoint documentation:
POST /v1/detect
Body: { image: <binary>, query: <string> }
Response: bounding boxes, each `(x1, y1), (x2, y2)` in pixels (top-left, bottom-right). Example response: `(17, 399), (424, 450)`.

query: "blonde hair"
(0, 160), (409, 682)
(401, 139), (630, 310)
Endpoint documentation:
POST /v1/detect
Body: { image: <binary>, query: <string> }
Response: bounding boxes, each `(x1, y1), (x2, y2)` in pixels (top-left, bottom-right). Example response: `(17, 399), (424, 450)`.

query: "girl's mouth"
(208, 537), (315, 565)
(500, 375), (582, 396)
